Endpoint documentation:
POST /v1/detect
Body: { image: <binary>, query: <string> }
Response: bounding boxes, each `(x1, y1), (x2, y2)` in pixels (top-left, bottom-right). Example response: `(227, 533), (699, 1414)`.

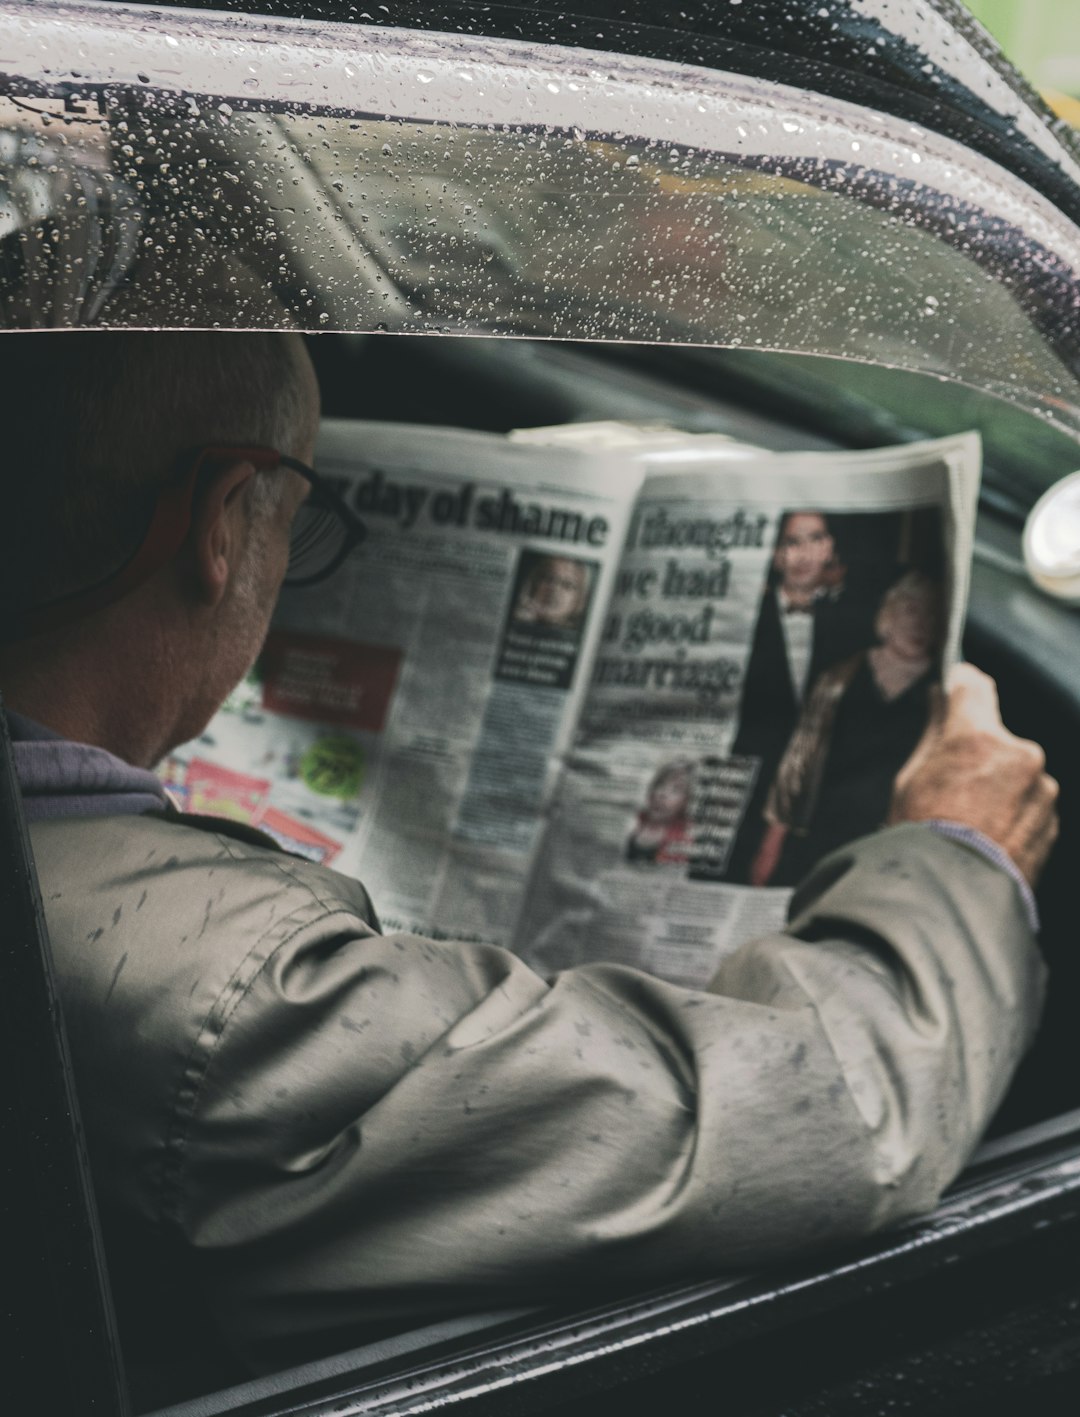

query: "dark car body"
(4, 3), (1080, 1414)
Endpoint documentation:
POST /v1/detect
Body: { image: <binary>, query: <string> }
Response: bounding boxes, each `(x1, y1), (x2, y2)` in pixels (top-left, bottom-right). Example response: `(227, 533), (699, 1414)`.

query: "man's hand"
(888, 664), (1059, 887)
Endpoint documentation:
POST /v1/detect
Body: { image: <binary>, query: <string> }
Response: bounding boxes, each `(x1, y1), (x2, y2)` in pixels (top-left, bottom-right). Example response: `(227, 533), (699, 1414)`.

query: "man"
(0, 332), (1058, 1408)
(727, 510), (874, 879)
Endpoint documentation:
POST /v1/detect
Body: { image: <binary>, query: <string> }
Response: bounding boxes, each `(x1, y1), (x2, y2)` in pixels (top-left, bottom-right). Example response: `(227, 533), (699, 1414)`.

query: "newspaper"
(162, 421), (979, 986)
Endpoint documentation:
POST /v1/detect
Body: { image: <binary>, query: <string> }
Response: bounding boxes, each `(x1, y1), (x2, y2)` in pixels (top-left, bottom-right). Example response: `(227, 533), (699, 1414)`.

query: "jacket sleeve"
(169, 823), (1044, 1368)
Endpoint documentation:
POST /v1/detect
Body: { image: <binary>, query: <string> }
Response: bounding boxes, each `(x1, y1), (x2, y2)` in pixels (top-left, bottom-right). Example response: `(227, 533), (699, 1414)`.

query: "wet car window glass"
(1, 2), (1079, 487)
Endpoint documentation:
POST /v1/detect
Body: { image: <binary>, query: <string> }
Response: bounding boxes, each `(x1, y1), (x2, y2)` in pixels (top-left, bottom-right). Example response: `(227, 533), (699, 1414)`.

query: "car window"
(2, 1), (1080, 511)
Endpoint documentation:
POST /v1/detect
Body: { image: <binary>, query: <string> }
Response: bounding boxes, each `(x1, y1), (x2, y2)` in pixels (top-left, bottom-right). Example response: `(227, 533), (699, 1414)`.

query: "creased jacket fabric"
(27, 803), (1045, 1392)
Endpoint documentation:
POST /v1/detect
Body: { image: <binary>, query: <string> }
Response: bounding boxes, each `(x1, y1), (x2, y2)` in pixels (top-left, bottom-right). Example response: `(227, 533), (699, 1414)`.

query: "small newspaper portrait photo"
(495, 549), (600, 691)
(510, 551), (596, 634)
(625, 757), (696, 868)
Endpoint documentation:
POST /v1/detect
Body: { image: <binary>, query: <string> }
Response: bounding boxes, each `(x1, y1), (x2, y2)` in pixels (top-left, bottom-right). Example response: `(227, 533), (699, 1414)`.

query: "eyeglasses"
(6, 444), (365, 642)
(217, 446), (366, 589)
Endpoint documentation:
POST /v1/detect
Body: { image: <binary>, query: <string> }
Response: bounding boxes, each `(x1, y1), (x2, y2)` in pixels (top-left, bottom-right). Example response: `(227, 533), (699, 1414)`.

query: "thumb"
(943, 663), (1002, 735)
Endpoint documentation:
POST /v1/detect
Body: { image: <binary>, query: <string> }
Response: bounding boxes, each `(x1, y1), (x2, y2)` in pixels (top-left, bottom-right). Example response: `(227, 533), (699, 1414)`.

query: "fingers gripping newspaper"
(162, 421), (979, 985)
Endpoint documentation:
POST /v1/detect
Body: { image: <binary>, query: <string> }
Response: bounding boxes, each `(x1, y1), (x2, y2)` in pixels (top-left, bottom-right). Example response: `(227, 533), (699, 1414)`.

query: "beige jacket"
(30, 811), (1044, 1392)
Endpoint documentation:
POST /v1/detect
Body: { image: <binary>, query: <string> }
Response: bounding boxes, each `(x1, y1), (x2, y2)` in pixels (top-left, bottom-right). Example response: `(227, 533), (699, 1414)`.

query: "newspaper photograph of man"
(625, 757), (696, 866)
(750, 566), (945, 887)
(496, 549), (599, 691)
(723, 508), (874, 879)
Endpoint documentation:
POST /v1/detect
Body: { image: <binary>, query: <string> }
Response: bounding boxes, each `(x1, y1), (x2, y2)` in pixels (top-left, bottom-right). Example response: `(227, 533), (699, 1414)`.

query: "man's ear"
(189, 461), (257, 606)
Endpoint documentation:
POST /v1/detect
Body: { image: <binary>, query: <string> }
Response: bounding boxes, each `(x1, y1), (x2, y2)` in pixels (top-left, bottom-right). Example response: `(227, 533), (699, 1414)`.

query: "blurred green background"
(966, 0), (1080, 105)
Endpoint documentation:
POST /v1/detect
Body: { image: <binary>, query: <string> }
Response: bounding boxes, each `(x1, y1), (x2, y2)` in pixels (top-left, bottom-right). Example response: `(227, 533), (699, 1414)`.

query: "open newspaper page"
(512, 433), (979, 988)
(161, 420), (641, 942)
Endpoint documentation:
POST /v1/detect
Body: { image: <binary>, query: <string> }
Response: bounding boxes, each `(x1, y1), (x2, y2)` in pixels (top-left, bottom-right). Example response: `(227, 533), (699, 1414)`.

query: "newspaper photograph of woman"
(749, 566), (946, 888)
(625, 758), (696, 866)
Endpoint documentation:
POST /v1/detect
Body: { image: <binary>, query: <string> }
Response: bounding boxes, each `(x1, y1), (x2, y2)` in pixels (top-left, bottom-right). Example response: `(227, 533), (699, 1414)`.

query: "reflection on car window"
(1, 7), (1079, 463)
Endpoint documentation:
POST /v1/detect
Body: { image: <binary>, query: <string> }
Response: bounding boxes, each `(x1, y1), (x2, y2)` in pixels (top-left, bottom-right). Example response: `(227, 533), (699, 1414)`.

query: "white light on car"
(1023, 471), (1080, 603)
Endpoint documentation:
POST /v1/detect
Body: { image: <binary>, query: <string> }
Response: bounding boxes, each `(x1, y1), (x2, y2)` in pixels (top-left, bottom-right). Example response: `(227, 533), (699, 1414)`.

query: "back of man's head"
(0, 331), (316, 618)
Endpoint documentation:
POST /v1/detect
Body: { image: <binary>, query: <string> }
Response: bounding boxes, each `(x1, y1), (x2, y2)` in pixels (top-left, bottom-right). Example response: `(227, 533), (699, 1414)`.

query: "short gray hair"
(0, 331), (315, 608)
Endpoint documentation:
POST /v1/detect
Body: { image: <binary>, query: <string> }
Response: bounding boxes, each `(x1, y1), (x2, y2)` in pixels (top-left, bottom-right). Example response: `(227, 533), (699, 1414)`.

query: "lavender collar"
(8, 711), (169, 822)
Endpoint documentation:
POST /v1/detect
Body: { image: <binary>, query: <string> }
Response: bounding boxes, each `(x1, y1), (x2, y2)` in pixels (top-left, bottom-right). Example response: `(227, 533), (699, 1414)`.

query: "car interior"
(76, 329), (1080, 1414)
(33, 327), (1062, 1417)
(6, 315), (1080, 1417)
